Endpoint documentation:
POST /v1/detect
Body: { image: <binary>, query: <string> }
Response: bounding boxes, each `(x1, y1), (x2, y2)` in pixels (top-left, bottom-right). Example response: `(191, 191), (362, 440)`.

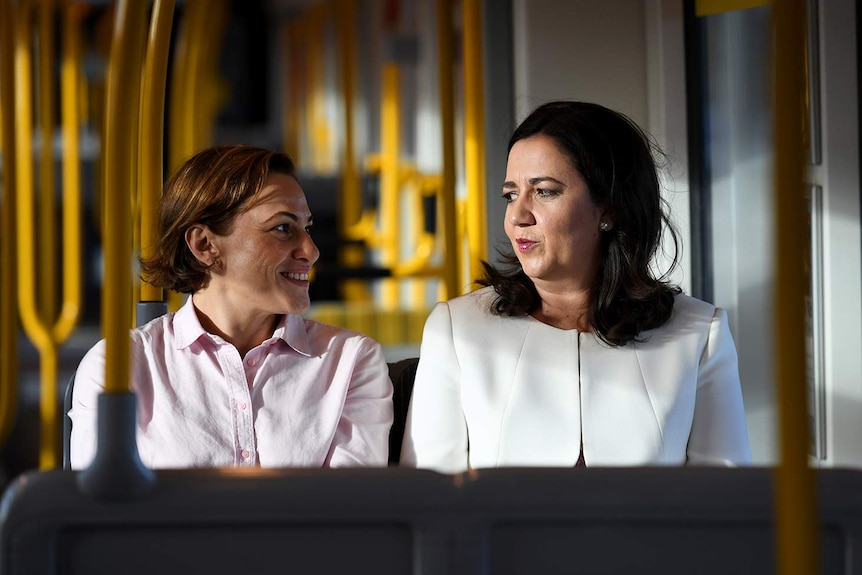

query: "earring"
(599, 220), (611, 232)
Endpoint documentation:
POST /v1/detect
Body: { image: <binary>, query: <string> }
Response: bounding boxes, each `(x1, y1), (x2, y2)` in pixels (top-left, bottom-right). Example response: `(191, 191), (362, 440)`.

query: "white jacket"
(400, 287), (752, 472)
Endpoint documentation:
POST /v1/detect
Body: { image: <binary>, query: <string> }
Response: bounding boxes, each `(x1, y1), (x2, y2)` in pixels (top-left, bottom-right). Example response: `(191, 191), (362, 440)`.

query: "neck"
(191, 292), (279, 357)
(531, 283), (593, 331)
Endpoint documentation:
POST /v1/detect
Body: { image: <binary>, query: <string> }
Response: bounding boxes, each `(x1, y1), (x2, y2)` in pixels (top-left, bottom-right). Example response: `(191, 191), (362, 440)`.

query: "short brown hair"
(140, 145), (297, 294)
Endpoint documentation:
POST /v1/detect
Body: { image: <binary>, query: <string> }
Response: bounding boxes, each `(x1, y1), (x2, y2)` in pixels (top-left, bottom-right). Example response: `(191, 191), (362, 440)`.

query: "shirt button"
(247, 359), (256, 367)
(237, 402), (247, 411)
(241, 449), (250, 459)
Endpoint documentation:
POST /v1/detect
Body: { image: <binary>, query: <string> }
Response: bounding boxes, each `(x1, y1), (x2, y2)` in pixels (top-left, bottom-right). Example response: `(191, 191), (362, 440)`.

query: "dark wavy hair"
(477, 101), (681, 346)
(140, 145), (297, 294)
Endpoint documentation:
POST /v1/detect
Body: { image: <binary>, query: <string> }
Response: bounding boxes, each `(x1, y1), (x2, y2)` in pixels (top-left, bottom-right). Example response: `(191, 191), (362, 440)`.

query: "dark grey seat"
(3, 466), (862, 574)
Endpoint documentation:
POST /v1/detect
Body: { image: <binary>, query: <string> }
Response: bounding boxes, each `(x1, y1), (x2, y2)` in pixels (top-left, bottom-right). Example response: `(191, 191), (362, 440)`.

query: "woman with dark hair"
(71, 145), (393, 469)
(400, 101), (750, 472)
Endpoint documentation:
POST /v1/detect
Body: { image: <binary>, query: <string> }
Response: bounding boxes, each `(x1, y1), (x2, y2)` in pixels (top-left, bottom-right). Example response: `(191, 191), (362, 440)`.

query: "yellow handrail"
(436, 0), (460, 299)
(14, 0), (83, 469)
(461, 0), (487, 286)
(15, 0), (61, 470)
(37, 0), (56, 327)
(0, 0), (20, 448)
(335, 0), (371, 302)
(379, 61), (401, 306)
(772, 1), (818, 574)
(57, 0), (83, 343)
(139, 0), (175, 304)
(102, 0), (148, 394)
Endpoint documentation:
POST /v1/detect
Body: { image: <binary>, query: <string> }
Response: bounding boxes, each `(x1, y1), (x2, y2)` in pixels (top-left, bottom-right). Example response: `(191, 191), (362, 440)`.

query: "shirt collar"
(173, 296), (312, 357)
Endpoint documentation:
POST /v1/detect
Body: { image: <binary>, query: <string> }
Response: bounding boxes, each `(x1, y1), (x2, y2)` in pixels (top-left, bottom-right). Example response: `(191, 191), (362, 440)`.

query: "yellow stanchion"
(436, 0), (460, 300)
(379, 62), (401, 307)
(57, 0), (84, 343)
(37, 0), (56, 327)
(772, 2), (819, 575)
(139, 0), (175, 304)
(102, 0), (148, 394)
(15, 0), (83, 469)
(335, 0), (371, 302)
(461, 0), (487, 287)
(0, 0), (20, 448)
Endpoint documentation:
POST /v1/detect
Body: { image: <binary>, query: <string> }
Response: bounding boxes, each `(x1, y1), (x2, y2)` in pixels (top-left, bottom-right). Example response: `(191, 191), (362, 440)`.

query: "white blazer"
(400, 287), (752, 472)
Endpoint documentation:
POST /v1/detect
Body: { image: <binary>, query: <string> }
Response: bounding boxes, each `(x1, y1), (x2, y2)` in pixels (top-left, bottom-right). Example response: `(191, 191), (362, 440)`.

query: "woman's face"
(208, 173), (319, 315)
(503, 134), (605, 290)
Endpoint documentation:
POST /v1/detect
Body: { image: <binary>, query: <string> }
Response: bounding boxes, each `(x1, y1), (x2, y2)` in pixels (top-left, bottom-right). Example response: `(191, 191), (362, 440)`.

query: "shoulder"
(671, 293), (718, 323)
(645, 293), (723, 344)
(301, 318), (384, 355)
(436, 286), (497, 317)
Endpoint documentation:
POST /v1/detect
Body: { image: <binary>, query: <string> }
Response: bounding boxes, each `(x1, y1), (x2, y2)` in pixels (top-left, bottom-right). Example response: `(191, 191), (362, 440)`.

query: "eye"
(536, 188), (558, 198)
(304, 225), (313, 235)
(502, 191), (516, 203)
(273, 223), (292, 235)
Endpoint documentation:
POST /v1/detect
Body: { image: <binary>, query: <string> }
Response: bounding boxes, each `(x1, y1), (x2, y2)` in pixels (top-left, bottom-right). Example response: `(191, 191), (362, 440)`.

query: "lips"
(515, 238), (536, 252)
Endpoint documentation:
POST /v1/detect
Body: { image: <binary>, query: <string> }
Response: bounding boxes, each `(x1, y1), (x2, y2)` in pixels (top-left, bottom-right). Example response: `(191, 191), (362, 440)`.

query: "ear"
(185, 224), (218, 266)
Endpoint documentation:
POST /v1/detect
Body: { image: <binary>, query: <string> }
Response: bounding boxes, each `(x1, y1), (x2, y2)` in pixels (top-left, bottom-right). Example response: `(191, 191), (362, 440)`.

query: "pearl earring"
(599, 220), (611, 232)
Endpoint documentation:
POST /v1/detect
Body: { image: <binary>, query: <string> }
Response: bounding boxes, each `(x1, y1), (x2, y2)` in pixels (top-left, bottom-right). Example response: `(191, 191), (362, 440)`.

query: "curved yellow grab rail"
(15, 0), (83, 469)
(772, 2), (818, 575)
(139, 0), (175, 304)
(391, 174), (440, 279)
(0, 0), (20, 448)
(461, 0), (487, 286)
(436, 0), (460, 299)
(102, 0), (148, 394)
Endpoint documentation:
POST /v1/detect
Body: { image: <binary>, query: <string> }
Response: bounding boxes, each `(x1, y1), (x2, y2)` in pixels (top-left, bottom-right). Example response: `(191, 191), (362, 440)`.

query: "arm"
(687, 307), (753, 465)
(399, 302), (468, 473)
(68, 339), (107, 470)
(325, 337), (394, 468)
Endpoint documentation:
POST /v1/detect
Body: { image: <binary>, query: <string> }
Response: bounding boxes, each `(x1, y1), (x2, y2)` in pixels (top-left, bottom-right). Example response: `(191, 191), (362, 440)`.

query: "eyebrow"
(502, 176), (565, 189)
(265, 211), (314, 225)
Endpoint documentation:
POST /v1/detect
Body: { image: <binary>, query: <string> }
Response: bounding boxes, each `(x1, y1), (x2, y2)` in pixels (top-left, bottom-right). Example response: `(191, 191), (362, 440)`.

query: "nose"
(296, 231), (320, 265)
(507, 194), (535, 227)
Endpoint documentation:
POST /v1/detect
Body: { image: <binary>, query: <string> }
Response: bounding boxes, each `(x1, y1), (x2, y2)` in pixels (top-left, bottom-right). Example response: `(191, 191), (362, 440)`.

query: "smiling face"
(205, 172), (319, 316)
(503, 134), (605, 291)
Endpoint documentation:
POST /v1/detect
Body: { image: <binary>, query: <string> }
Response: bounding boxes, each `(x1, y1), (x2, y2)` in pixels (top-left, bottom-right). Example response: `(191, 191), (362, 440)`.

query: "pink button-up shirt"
(70, 298), (393, 469)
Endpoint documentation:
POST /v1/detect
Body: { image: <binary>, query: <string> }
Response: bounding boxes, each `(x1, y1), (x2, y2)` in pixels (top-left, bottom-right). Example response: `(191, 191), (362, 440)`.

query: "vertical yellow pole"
(462, 0), (487, 287)
(380, 62), (401, 306)
(436, 0), (459, 299)
(0, 0), (20, 448)
(103, 0), (148, 394)
(772, 1), (819, 574)
(37, 0), (56, 326)
(335, 0), (370, 302)
(139, 0), (175, 304)
(54, 0), (83, 344)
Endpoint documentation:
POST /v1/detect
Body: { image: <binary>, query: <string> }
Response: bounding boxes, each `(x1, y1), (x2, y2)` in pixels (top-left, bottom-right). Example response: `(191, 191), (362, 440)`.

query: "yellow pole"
(37, 0), (56, 326)
(0, 0), (20, 447)
(436, 0), (459, 299)
(380, 61), (401, 306)
(335, 0), (369, 302)
(139, 0), (175, 303)
(102, 0), (148, 394)
(461, 0), (487, 286)
(15, 0), (60, 470)
(56, 0), (83, 343)
(772, 1), (818, 574)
